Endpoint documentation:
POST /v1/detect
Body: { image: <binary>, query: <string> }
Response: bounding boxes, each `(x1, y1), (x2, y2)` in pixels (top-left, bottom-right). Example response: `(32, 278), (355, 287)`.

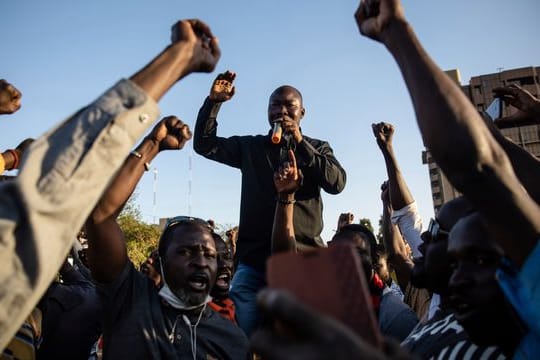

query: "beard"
(171, 287), (208, 307)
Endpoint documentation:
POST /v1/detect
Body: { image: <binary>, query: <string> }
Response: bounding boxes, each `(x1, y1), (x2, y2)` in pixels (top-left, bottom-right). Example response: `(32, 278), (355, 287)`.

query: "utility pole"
(153, 167), (158, 224)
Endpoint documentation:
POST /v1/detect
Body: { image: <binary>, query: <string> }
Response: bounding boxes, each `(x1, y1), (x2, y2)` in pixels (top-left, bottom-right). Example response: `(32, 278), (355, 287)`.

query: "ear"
(300, 107), (306, 119)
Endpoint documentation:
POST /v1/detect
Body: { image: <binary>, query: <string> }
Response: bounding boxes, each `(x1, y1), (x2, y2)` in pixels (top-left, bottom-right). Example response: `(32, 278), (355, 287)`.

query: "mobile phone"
(266, 243), (383, 348)
(484, 97), (503, 121)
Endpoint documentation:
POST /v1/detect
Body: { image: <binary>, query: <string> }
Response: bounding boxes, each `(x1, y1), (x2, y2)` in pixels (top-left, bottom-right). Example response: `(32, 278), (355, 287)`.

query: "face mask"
(158, 256), (211, 310)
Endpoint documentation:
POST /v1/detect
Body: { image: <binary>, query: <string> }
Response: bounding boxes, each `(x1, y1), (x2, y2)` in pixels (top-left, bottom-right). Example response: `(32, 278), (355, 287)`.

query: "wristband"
(277, 198), (296, 205)
(131, 150), (151, 171)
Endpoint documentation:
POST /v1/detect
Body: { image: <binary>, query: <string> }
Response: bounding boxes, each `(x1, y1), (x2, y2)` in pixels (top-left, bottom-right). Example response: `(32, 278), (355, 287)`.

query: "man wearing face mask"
(194, 71), (346, 336)
(86, 117), (249, 360)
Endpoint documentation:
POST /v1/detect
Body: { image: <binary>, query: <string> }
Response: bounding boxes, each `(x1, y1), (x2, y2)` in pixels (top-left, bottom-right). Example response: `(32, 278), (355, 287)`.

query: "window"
(507, 76), (535, 85)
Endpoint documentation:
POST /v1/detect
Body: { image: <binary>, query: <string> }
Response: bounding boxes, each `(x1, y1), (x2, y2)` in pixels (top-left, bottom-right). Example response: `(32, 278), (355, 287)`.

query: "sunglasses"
(427, 218), (449, 242)
(165, 216), (213, 230)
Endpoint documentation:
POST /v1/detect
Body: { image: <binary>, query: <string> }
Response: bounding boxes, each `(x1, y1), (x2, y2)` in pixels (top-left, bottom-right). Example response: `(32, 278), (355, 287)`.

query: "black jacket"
(194, 97), (346, 271)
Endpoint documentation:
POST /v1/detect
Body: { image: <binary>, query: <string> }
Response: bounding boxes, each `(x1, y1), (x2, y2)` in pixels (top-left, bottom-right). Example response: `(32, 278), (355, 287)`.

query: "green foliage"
(359, 218), (374, 234)
(118, 195), (161, 267)
(376, 214), (384, 244)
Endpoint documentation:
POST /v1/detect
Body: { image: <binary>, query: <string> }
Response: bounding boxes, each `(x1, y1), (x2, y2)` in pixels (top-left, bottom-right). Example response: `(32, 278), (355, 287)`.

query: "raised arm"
(372, 122), (413, 210)
(271, 150), (302, 254)
(337, 213), (354, 232)
(0, 18), (220, 351)
(130, 19), (220, 102)
(372, 122), (422, 257)
(380, 182), (413, 291)
(193, 71), (243, 168)
(87, 117), (191, 283)
(355, 0), (540, 266)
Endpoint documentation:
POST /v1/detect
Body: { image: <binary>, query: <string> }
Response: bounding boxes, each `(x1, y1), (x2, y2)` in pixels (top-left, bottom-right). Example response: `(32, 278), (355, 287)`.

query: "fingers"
(288, 150), (297, 172)
(493, 86), (519, 98)
(216, 71), (235, 82)
(163, 115), (193, 143)
(188, 19), (220, 62)
(222, 70), (236, 82)
(354, 1), (368, 27)
(371, 123), (379, 137)
(188, 19), (215, 40)
(371, 122), (393, 138)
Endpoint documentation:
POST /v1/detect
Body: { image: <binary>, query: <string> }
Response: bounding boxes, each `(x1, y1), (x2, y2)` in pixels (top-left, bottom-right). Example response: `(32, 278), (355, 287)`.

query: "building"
(422, 66), (540, 212)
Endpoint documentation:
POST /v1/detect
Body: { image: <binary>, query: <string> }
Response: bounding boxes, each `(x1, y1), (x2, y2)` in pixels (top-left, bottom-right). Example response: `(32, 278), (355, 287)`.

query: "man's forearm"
(193, 97), (222, 155)
(87, 136), (160, 283)
(383, 21), (492, 170)
(130, 42), (192, 102)
(0, 79), (159, 351)
(271, 194), (297, 253)
(382, 203), (413, 290)
(92, 137), (159, 223)
(383, 20), (540, 265)
(381, 144), (414, 211)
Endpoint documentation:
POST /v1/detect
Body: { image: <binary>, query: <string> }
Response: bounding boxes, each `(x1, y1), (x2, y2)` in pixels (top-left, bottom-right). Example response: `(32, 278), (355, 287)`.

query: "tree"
(117, 193), (161, 266)
(376, 214), (383, 244)
(359, 217), (374, 234)
(359, 216), (384, 244)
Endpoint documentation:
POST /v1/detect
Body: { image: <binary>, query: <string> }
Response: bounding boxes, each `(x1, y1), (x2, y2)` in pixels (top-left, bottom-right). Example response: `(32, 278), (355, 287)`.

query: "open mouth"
(187, 273), (210, 292)
(450, 296), (477, 321)
(215, 272), (231, 289)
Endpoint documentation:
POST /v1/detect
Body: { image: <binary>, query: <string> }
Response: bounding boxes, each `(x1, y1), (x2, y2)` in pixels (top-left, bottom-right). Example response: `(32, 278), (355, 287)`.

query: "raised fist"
(148, 116), (192, 151)
(171, 19), (221, 74)
(209, 71), (236, 103)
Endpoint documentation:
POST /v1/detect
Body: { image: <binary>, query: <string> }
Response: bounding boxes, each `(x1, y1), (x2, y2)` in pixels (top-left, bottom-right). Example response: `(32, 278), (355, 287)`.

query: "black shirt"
(98, 263), (249, 360)
(194, 97), (346, 271)
(401, 308), (505, 359)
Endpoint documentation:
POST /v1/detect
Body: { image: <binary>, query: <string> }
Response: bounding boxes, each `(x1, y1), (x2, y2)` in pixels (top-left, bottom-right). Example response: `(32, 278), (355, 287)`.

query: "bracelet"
(131, 150), (142, 158)
(277, 198), (296, 205)
(6, 149), (19, 170)
(131, 150), (151, 171)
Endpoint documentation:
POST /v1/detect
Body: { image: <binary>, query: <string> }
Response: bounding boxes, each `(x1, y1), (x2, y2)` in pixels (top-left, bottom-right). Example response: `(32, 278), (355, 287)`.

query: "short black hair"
(335, 224), (378, 262)
(271, 85), (303, 103)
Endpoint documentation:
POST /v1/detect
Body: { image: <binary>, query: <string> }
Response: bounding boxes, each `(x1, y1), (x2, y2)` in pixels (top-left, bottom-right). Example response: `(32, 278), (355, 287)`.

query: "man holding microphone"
(194, 70), (346, 336)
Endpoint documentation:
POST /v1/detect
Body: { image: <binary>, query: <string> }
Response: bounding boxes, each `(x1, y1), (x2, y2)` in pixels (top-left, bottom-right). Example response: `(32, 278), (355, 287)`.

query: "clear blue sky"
(2, 0), (539, 241)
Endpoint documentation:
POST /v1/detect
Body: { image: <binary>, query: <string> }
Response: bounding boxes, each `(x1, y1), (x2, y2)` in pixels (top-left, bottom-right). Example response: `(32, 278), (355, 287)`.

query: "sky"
(2, 0), (539, 242)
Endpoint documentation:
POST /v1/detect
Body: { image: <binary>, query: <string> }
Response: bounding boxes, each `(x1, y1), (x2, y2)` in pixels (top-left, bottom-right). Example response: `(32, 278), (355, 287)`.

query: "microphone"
(271, 120), (283, 144)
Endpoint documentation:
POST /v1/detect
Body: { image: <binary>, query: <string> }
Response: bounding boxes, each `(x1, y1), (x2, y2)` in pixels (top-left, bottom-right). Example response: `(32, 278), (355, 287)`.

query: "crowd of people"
(1, 0), (538, 359)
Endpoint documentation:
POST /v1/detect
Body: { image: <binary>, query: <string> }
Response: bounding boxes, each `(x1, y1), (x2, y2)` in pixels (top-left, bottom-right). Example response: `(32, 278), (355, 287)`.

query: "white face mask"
(157, 256), (212, 310)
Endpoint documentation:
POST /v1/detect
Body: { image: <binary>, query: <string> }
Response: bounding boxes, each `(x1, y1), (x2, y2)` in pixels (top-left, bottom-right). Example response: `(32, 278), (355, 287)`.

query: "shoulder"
(301, 135), (329, 147)
(380, 291), (418, 325)
(96, 261), (153, 302)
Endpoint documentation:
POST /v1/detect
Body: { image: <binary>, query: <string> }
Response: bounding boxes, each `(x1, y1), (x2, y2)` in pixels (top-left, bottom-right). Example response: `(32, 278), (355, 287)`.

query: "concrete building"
(422, 66), (540, 212)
